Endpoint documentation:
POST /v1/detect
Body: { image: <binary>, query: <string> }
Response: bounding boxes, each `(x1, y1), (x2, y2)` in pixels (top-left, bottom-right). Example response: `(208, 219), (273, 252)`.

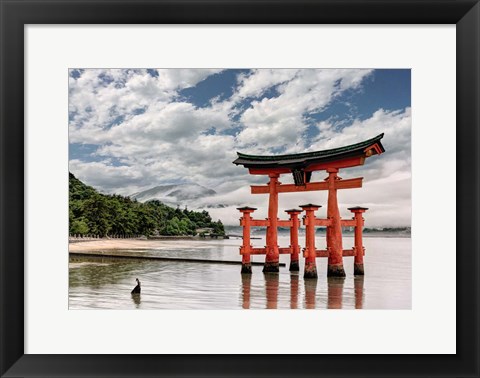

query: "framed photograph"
(1, 0), (479, 377)
(67, 67), (411, 312)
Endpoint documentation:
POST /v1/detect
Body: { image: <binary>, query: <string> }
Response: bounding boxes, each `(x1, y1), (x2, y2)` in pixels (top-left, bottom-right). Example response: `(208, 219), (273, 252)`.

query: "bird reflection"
(264, 273), (279, 309)
(327, 277), (345, 309)
(354, 276), (365, 309)
(304, 278), (318, 309)
(131, 293), (141, 308)
(241, 273), (252, 309)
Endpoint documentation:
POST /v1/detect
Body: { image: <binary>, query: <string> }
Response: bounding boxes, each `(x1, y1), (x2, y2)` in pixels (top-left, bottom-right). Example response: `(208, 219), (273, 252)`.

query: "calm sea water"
(69, 235), (411, 310)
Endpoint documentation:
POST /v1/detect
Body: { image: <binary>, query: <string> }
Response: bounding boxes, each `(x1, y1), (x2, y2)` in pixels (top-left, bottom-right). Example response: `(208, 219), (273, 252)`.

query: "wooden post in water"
(238, 206), (257, 274)
(300, 204), (321, 279)
(348, 206), (368, 275)
(285, 209), (302, 272)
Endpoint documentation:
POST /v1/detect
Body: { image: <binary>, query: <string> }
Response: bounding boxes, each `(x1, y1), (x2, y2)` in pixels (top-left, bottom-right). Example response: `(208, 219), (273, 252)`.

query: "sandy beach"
(69, 238), (226, 252)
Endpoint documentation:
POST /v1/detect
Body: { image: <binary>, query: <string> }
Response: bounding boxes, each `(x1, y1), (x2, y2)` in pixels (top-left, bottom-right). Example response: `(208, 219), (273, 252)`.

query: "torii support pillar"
(238, 206), (257, 274)
(264, 173), (280, 273)
(348, 206), (368, 275)
(285, 209), (302, 272)
(301, 204), (321, 279)
(326, 168), (346, 277)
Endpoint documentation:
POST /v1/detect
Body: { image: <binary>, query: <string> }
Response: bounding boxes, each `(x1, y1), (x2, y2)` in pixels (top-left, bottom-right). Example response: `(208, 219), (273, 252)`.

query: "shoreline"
(69, 233), (410, 254)
(68, 238), (224, 252)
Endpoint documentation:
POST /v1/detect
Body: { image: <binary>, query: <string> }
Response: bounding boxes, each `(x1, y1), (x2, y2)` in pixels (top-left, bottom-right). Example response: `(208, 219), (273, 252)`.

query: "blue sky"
(69, 69), (411, 226)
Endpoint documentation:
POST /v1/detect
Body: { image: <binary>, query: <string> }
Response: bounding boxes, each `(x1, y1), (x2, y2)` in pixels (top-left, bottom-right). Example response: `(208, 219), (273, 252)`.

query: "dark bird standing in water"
(131, 278), (141, 294)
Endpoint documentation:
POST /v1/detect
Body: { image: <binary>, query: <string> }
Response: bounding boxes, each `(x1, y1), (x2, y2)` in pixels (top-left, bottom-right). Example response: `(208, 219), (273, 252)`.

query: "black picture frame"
(1, 1), (479, 377)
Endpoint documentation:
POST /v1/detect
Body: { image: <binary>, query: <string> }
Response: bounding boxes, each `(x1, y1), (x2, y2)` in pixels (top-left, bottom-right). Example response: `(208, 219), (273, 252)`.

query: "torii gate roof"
(233, 133), (385, 173)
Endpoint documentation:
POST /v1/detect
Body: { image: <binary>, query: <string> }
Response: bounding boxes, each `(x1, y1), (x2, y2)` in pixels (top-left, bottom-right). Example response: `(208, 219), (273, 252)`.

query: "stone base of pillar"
(353, 263), (364, 276)
(241, 263), (252, 274)
(327, 264), (346, 277)
(289, 260), (300, 272)
(303, 262), (318, 278)
(262, 261), (279, 273)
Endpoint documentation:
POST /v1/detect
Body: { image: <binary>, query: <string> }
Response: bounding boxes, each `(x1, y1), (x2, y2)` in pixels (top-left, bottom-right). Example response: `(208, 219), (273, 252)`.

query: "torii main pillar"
(264, 173), (280, 273)
(326, 168), (346, 277)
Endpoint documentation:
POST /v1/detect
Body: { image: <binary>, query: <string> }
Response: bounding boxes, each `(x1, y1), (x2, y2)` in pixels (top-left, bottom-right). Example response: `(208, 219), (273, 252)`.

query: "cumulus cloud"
(69, 68), (411, 226)
(235, 69), (373, 151)
(234, 69), (299, 99)
(69, 68), (223, 144)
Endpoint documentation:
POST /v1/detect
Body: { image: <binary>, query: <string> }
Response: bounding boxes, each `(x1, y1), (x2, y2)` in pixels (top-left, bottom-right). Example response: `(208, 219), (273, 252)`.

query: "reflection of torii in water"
(233, 134), (385, 278)
(240, 273), (365, 309)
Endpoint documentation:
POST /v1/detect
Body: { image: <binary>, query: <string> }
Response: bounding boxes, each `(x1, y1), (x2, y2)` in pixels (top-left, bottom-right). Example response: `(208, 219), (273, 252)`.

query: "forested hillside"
(69, 173), (225, 237)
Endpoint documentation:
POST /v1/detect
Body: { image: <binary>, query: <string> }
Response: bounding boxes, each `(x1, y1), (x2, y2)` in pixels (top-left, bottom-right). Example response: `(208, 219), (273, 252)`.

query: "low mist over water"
(69, 236), (411, 310)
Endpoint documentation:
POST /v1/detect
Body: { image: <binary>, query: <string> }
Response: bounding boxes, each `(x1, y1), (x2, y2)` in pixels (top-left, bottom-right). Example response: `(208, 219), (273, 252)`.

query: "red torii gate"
(233, 133), (385, 278)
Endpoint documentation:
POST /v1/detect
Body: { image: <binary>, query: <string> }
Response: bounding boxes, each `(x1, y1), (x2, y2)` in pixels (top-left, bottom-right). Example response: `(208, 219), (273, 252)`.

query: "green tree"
(83, 194), (111, 236)
(70, 218), (89, 235)
(69, 172), (225, 237)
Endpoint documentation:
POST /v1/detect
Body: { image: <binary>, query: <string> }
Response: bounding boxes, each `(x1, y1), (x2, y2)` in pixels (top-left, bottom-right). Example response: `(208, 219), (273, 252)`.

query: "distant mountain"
(223, 225), (411, 238)
(130, 183), (217, 206)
